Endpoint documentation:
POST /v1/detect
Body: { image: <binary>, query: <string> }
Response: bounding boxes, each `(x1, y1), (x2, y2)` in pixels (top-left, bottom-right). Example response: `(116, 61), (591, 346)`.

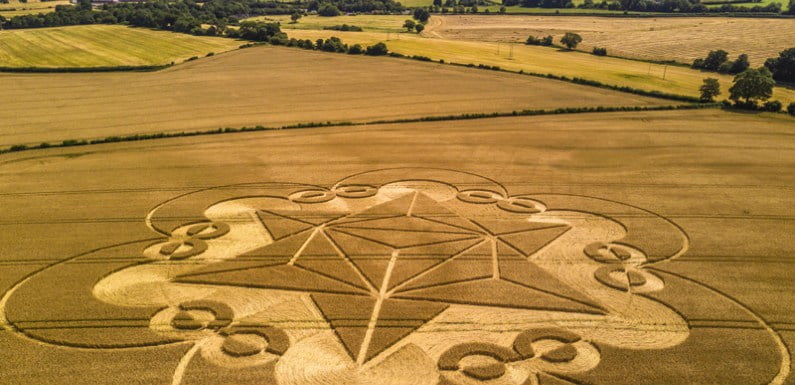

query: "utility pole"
(662, 65), (668, 80)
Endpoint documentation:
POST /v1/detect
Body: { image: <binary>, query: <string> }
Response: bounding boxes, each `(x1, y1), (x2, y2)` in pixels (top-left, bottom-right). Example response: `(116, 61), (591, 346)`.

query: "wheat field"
(426, 15), (795, 66)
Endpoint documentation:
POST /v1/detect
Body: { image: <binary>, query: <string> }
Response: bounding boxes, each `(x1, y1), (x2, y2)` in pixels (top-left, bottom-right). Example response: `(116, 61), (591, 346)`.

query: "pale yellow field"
(0, 0), (68, 16)
(0, 25), (243, 67)
(426, 15), (795, 66)
(1, 109), (794, 384)
(249, 14), (409, 33)
(285, 29), (795, 104)
(0, 45), (670, 146)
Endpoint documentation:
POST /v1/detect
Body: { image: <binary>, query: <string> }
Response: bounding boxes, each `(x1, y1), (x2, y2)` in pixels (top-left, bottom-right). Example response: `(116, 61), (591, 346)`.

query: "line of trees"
(693, 47), (795, 84)
(499, 0), (787, 13)
(692, 50), (749, 74)
(700, 67), (791, 113)
(1, 0), (405, 30)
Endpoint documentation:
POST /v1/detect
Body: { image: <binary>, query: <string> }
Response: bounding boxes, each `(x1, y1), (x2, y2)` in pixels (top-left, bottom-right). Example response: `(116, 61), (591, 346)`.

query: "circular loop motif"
(496, 196), (546, 214)
(438, 342), (518, 382)
(513, 328), (581, 363)
(584, 242), (635, 264)
(334, 184), (378, 199)
(185, 222), (230, 240)
(220, 326), (290, 357)
(159, 239), (208, 260)
(457, 190), (504, 204)
(593, 265), (662, 292)
(169, 300), (234, 331)
(289, 189), (336, 204)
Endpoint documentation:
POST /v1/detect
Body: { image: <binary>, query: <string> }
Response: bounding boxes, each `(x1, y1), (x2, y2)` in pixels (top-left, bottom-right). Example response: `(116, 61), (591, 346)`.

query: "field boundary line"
(0, 104), (716, 155)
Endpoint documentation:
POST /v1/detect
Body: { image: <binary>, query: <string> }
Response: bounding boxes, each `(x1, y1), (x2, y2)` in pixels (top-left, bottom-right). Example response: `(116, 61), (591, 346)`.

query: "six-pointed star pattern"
(177, 191), (605, 363)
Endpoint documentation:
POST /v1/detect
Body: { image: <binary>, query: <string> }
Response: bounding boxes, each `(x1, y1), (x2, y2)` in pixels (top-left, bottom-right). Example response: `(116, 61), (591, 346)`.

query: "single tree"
(433, 0), (442, 5)
(699, 78), (721, 102)
(729, 68), (775, 107)
(403, 19), (416, 32)
(787, 102), (795, 116)
(415, 23), (425, 33)
(413, 7), (430, 22)
(560, 32), (582, 50)
(290, 12), (302, 23)
(499, 5), (507, 12)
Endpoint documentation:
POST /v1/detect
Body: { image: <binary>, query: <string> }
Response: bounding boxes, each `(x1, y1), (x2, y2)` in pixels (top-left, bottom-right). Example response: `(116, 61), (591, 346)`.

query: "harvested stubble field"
(1, 109), (794, 384)
(425, 15), (795, 66)
(0, 0), (68, 17)
(0, 25), (243, 68)
(248, 14), (409, 33)
(0, 45), (671, 146)
(284, 29), (795, 104)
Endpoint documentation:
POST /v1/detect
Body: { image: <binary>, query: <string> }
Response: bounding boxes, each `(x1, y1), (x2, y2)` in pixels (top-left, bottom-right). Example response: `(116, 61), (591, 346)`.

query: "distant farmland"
(249, 14), (408, 33)
(426, 15), (795, 66)
(0, 25), (242, 68)
(284, 29), (795, 104)
(0, 45), (670, 147)
(0, 0), (68, 17)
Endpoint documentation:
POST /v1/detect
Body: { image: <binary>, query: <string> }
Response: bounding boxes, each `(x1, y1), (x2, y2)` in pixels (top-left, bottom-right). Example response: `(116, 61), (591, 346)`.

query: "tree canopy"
(764, 48), (795, 83)
(560, 32), (582, 50)
(699, 78), (721, 102)
(729, 68), (775, 106)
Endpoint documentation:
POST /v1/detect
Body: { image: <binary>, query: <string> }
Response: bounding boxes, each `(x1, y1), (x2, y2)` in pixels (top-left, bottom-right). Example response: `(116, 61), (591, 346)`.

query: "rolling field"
(0, 0), (68, 17)
(248, 14), (409, 33)
(1, 108), (794, 384)
(425, 15), (795, 66)
(0, 45), (670, 147)
(0, 25), (243, 68)
(284, 29), (795, 104)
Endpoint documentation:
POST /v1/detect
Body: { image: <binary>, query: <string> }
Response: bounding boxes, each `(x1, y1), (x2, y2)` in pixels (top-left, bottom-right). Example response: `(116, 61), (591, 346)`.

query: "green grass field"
(0, 0), (68, 17)
(0, 25), (243, 68)
(285, 29), (795, 104)
(247, 15), (410, 33)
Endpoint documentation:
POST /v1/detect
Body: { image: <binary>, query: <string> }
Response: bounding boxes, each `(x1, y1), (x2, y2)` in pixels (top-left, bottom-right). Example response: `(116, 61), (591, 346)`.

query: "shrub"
(592, 47), (607, 56)
(186, 56), (199, 61)
(763, 100), (782, 112)
(318, 4), (341, 16)
(348, 44), (363, 54)
(560, 32), (582, 50)
(413, 7), (430, 22)
(268, 33), (289, 46)
(206, 52), (215, 57)
(320, 37), (346, 53)
(323, 24), (363, 32)
(365, 42), (388, 56)
(526, 35), (553, 46)
(788, 102), (795, 116)
(9, 144), (27, 152)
